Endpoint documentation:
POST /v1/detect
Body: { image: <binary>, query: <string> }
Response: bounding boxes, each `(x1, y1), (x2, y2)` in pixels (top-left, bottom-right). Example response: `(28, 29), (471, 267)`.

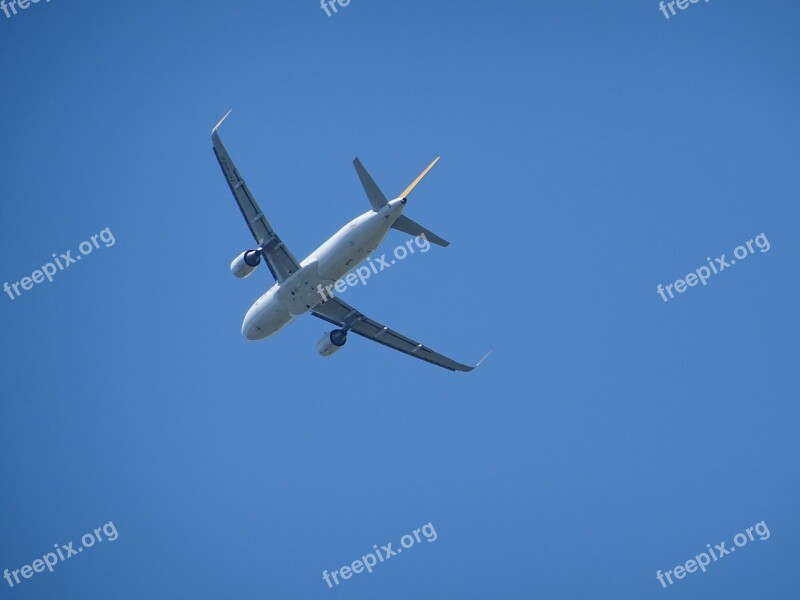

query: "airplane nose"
(241, 317), (251, 339)
(242, 320), (263, 340)
(242, 308), (260, 340)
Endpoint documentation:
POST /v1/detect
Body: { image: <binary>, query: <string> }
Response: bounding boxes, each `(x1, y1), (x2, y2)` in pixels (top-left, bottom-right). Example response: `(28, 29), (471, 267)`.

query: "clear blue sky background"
(1, 1), (798, 598)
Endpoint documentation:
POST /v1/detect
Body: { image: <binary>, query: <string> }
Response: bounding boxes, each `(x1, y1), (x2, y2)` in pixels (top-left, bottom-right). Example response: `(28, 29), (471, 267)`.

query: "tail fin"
(399, 157), (439, 199)
(391, 156), (448, 247)
(353, 158), (387, 211)
(392, 215), (449, 247)
(354, 155), (450, 247)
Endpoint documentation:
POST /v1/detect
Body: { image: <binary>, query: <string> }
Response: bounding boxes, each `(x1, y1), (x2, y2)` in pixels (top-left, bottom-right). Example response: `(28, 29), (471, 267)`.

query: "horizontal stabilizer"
(353, 158), (388, 211)
(392, 215), (449, 247)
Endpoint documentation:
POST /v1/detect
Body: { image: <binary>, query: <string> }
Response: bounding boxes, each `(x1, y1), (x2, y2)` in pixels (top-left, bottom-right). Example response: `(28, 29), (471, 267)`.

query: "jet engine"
(317, 329), (347, 356)
(230, 250), (261, 279)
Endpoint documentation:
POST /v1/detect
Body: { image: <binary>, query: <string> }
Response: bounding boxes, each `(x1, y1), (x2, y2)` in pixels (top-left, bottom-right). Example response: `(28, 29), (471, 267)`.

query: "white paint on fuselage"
(241, 199), (406, 340)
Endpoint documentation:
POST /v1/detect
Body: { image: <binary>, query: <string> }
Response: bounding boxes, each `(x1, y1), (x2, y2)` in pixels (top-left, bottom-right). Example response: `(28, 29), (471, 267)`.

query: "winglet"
(474, 351), (492, 369)
(212, 109), (233, 136)
(457, 350), (492, 373)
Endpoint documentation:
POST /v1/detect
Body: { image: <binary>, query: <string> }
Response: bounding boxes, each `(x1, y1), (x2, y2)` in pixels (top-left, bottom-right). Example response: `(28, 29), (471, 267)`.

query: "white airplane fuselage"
(241, 198), (407, 340)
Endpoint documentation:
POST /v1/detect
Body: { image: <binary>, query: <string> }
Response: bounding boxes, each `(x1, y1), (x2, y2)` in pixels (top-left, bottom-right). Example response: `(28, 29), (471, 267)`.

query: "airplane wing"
(212, 111), (301, 283)
(311, 296), (485, 372)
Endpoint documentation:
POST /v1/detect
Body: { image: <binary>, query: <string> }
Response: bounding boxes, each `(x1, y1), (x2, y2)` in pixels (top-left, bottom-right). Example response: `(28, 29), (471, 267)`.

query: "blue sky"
(1, 0), (798, 598)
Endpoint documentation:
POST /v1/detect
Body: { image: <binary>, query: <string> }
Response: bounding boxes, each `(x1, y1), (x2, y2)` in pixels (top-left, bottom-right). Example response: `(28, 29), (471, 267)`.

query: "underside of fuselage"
(241, 199), (405, 340)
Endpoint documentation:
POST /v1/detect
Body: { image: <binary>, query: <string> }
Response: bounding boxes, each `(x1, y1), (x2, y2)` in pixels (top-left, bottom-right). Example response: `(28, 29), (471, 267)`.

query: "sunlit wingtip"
(212, 109), (233, 135)
(475, 350), (492, 368)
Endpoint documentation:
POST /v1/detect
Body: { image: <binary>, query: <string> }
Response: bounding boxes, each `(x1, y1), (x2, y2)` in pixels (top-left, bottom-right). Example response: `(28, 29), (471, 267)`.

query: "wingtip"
(456, 351), (491, 373)
(475, 350), (492, 368)
(212, 109), (233, 135)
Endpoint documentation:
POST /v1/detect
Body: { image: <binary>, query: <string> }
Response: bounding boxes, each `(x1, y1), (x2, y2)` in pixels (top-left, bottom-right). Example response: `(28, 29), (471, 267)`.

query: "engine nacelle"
(230, 250), (261, 279)
(317, 329), (347, 356)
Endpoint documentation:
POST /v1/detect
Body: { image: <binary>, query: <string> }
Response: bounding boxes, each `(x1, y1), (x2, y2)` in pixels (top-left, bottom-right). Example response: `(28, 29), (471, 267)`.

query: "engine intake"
(230, 250), (261, 279)
(317, 329), (347, 356)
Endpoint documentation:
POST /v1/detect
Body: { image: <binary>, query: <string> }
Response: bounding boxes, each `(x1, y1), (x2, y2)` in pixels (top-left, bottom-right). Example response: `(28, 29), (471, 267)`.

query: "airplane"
(211, 111), (486, 372)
